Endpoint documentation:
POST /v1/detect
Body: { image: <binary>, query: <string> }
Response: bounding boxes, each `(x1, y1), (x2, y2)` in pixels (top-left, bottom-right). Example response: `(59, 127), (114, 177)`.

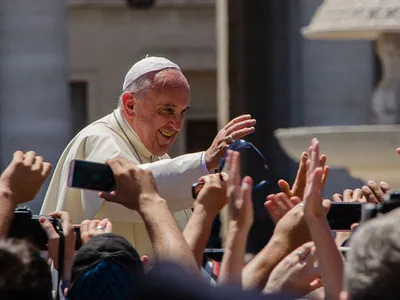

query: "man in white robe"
(40, 56), (256, 257)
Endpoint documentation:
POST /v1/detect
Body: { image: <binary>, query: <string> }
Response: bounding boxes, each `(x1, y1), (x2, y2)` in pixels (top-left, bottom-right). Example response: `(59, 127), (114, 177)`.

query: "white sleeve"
(81, 134), (206, 218)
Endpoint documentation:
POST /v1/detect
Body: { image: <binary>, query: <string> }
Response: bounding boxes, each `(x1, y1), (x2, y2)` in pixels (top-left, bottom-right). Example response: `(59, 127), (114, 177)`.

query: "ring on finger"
(297, 250), (307, 261)
(96, 225), (105, 231)
(225, 134), (234, 144)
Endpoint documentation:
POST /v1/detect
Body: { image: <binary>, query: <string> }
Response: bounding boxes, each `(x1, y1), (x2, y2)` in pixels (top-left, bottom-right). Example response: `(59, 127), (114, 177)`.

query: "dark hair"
(0, 239), (52, 300)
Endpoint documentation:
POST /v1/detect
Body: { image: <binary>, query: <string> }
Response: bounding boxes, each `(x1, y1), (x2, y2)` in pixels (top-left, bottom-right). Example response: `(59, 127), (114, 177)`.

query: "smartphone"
(68, 159), (116, 192)
(327, 203), (362, 231)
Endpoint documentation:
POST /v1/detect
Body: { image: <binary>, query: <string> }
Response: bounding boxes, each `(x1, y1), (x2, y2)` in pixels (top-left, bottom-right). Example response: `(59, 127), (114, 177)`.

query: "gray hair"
(345, 208), (400, 300)
(118, 72), (153, 108)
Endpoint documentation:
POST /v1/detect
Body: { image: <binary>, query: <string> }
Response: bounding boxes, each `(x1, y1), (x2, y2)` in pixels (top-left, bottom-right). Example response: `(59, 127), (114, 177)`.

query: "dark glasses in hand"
(191, 139), (269, 199)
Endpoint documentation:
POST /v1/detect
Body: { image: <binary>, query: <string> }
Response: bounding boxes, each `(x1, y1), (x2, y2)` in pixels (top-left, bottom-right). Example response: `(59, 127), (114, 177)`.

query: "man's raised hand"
(0, 151), (52, 205)
(99, 157), (160, 211)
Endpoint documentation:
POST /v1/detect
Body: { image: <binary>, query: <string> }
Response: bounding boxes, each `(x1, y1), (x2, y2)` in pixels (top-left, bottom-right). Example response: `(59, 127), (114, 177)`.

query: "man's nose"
(170, 117), (183, 131)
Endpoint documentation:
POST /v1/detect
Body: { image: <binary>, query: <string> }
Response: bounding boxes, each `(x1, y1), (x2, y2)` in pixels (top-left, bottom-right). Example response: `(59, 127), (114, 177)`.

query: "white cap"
(122, 56), (181, 91)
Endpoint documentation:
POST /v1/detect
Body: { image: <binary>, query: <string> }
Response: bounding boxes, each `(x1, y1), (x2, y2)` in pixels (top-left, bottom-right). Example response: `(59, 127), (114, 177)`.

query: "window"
(69, 82), (88, 137)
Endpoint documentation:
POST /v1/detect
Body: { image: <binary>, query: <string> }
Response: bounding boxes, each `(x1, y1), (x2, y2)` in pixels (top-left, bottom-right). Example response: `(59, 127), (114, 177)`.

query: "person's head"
(0, 239), (52, 300)
(67, 233), (144, 300)
(341, 208), (400, 300)
(119, 56), (190, 156)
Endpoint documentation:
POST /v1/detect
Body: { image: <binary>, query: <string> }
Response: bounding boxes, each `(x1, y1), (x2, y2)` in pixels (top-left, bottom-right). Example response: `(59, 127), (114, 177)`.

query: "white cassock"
(41, 108), (208, 258)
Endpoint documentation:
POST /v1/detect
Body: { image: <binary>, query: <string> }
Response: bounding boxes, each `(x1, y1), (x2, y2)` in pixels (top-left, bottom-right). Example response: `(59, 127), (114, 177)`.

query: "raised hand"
(194, 173), (229, 219)
(205, 115), (256, 171)
(39, 211), (76, 281)
(80, 218), (113, 245)
(278, 151), (329, 199)
(361, 180), (390, 203)
(99, 157), (160, 211)
(225, 150), (254, 231)
(264, 242), (322, 297)
(265, 193), (302, 224)
(0, 151), (52, 205)
(303, 139), (331, 219)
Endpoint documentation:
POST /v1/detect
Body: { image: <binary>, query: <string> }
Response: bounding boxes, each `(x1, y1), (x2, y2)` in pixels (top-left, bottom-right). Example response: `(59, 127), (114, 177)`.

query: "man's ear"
(121, 92), (135, 118)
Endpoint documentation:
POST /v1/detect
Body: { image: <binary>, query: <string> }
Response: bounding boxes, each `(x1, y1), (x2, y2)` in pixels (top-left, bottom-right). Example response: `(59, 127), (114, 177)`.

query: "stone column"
(372, 33), (400, 125)
(0, 0), (71, 212)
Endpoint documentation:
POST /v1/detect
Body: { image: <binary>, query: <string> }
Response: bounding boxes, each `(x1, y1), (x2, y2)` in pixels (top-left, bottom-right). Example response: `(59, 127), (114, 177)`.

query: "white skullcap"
(122, 56), (181, 91)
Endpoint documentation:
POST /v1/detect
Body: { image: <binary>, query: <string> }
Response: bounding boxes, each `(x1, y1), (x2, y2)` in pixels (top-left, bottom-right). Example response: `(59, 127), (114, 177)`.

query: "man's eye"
(163, 108), (175, 115)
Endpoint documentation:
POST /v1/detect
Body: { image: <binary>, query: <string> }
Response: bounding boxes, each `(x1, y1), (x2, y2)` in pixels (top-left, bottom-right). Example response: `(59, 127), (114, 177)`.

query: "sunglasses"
(191, 139), (269, 199)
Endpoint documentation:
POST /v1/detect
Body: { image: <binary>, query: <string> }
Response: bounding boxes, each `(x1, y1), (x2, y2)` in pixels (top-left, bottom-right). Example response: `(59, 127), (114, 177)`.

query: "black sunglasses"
(191, 139), (269, 199)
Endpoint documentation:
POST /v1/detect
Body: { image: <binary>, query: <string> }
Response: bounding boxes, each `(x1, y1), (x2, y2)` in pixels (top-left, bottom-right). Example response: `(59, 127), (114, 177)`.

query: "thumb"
(99, 191), (118, 203)
(308, 278), (323, 292)
(322, 199), (332, 215)
(39, 217), (59, 240)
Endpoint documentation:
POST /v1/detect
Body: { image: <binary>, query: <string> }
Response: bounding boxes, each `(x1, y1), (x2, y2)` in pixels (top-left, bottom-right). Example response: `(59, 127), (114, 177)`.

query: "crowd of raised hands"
(0, 139), (397, 299)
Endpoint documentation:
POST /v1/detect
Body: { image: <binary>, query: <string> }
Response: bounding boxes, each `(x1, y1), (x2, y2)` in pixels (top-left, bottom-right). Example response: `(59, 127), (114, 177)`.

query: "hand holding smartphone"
(68, 159), (116, 192)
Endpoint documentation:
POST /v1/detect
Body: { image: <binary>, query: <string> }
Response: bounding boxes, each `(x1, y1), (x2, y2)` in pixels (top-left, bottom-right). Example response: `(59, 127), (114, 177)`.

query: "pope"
(40, 56), (256, 257)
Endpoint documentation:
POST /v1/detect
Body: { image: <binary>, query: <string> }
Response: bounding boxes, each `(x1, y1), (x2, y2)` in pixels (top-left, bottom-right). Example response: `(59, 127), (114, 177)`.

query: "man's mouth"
(159, 130), (175, 139)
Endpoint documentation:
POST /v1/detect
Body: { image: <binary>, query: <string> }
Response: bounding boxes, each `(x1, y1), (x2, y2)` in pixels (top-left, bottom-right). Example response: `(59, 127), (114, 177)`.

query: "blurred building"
(68, 0), (217, 158)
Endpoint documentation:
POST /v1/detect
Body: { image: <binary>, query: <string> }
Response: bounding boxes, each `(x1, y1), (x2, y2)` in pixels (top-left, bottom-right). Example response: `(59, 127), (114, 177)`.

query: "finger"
(23, 151), (36, 165)
(351, 223), (359, 231)
(352, 188), (364, 202)
(105, 220), (113, 233)
(362, 185), (379, 204)
(229, 127), (256, 140)
(265, 200), (282, 224)
(290, 196), (302, 206)
(105, 158), (124, 175)
(41, 162), (52, 178)
(309, 139), (320, 173)
(292, 152), (308, 197)
(222, 150), (233, 173)
(80, 220), (90, 234)
(231, 151), (241, 189)
(274, 194), (289, 216)
(98, 218), (109, 232)
(224, 115), (253, 129)
(88, 220), (99, 232)
(319, 154), (327, 168)
(240, 176), (253, 202)
(39, 217), (59, 240)
(48, 211), (72, 233)
(295, 242), (313, 262)
(99, 191), (118, 203)
(277, 192), (294, 210)
(368, 180), (384, 202)
(343, 189), (353, 202)
(278, 180), (292, 197)
(304, 246), (318, 266)
(322, 199), (332, 215)
(332, 193), (343, 202)
(12, 150), (24, 163)
(308, 278), (323, 292)
(380, 181), (390, 194)
(32, 156), (43, 171)
(321, 165), (330, 187)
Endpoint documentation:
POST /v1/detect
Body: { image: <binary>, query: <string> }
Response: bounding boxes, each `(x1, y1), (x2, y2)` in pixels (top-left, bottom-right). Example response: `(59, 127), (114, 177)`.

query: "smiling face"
(121, 69), (190, 156)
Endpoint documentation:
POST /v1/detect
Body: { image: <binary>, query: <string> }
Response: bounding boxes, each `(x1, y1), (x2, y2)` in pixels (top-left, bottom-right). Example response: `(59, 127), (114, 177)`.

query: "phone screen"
(327, 203), (362, 231)
(69, 160), (116, 192)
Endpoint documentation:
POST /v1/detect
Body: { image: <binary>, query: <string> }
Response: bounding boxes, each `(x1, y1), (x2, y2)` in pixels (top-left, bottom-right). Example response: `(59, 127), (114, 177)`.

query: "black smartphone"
(68, 159), (116, 192)
(327, 203), (362, 231)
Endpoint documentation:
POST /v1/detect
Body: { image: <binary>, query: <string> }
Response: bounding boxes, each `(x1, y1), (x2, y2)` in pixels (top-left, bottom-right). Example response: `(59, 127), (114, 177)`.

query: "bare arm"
(183, 173), (229, 268)
(218, 151), (253, 286)
(138, 195), (198, 273)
